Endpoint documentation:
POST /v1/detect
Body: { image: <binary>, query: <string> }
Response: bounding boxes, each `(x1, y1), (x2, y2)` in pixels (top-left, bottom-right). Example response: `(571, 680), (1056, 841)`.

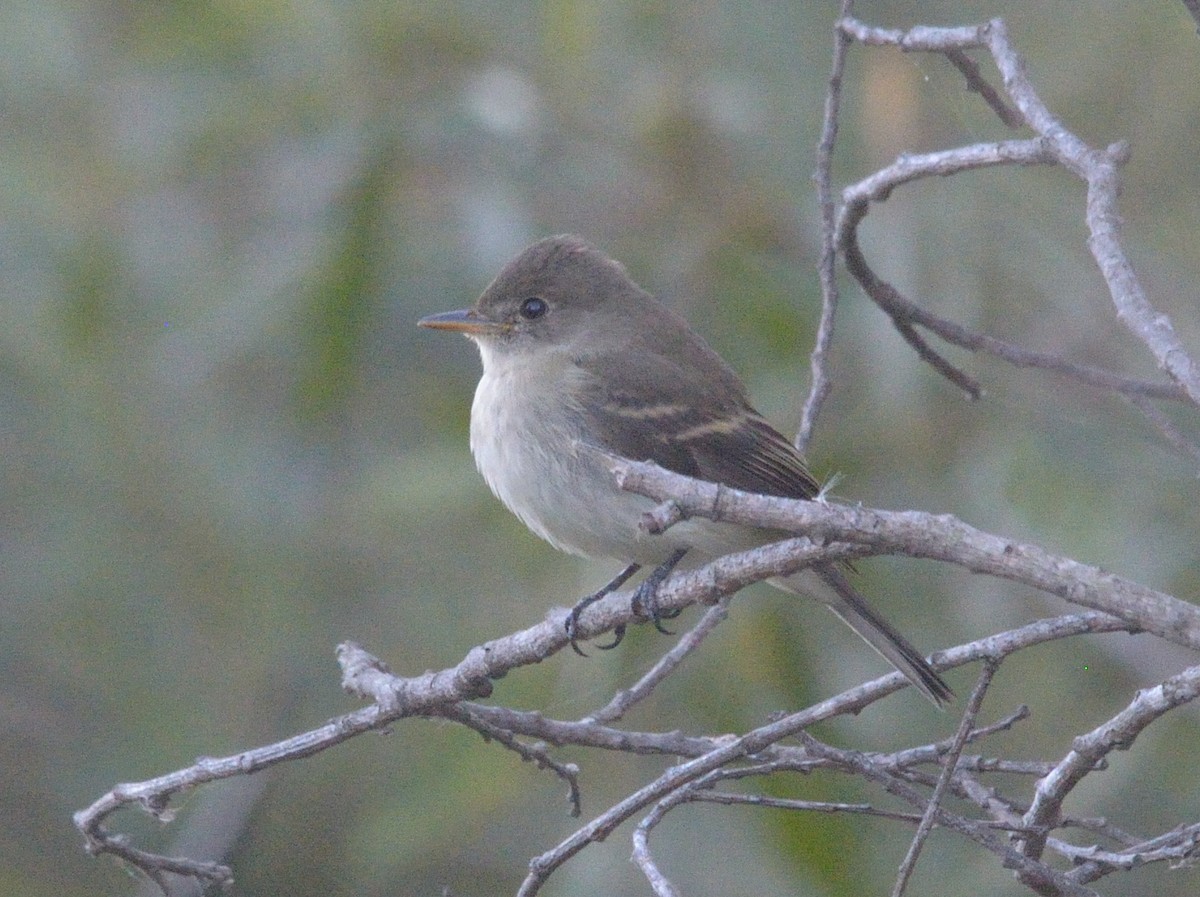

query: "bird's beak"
(417, 308), (501, 335)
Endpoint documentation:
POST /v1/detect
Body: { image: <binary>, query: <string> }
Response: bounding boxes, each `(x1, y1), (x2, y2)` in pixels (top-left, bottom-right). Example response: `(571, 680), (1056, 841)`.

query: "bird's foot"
(630, 548), (688, 635)
(565, 562), (641, 655)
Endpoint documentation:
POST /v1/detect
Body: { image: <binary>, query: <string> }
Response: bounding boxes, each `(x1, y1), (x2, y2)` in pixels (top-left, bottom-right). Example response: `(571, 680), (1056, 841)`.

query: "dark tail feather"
(777, 565), (954, 707)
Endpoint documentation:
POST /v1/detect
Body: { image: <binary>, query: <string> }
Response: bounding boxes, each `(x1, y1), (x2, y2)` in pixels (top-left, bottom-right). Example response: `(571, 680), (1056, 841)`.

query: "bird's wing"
(576, 346), (821, 501)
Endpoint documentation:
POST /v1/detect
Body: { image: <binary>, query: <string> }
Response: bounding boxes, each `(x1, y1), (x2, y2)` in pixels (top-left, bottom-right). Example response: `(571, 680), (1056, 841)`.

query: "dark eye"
(519, 297), (548, 320)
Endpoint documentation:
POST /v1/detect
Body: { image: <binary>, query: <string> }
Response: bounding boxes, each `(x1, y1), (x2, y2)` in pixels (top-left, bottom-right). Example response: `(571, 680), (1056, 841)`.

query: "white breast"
(467, 341), (670, 563)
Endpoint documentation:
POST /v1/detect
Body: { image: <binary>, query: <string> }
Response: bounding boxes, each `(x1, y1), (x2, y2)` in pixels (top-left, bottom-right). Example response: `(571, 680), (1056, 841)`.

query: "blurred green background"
(6, 1), (1200, 895)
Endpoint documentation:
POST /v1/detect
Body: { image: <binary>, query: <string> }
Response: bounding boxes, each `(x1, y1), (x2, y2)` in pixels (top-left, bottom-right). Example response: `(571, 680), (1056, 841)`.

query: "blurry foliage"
(4, 2), (1200, 896)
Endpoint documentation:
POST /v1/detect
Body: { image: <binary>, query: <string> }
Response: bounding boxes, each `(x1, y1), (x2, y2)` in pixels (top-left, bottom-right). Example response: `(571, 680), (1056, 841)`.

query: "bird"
(419, 234), (953, 706)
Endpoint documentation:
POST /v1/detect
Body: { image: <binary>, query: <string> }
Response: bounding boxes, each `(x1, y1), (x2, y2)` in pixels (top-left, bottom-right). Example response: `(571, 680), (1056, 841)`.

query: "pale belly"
(468, 360), (769, 567)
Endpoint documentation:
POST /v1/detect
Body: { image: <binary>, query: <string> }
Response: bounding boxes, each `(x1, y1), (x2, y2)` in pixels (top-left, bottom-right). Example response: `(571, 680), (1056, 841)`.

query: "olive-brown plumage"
(420, 235), (952, 706)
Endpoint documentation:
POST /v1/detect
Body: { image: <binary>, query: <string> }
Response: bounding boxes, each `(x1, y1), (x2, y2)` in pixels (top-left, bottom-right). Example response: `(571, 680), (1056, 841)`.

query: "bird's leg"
(565, 548), (689, 653)
(631, 548), (688, 635)
(565, 562), (641, 656)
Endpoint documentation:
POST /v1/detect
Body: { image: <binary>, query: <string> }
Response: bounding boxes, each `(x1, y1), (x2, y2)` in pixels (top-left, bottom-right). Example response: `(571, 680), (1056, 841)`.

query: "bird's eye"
(519, 297), (548, 320)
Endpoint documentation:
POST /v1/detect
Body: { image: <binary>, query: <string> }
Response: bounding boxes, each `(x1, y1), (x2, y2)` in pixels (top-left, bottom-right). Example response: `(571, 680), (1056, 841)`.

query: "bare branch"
(1019, 664), (1200, 862)
(881, 704), (1030, 770)
(69, 537), (870, 886)
(73, 13), (1200, 897)
(1125, 392), (1200, 464)
(518, 721), (798, 897)
(613, 456), (1200, 652)
(798, 732), (1103, 897)
(800, 0), (857, 453)
(518, 615), (1147, 896)
(940, 47), (1022, 127)
(1062, 822), (1200, 884)
(74, 606), (1145, 893)
(836, 17), (1200, 410)
(437, 704), (583, 817)
(837, 140), (1188, 406)
(463, 614), (1132, 763)
(893, 661), (998, 897)
(693, 789), (924, 823)
(582, 596), (732, 724)
(1184, 0), (1200, 33)
(632, 796), (685, 897)
(76, 442), (1166, 894)
(838, 20), (988, 50)
(838, 140), (1059, 400)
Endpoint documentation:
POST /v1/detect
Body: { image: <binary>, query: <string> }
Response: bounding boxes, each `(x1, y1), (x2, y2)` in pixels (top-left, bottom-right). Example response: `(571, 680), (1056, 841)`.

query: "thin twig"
(1184, 0), (1200, 33)
(74, 610), (1140, 892)
(892, 661), (998, 897)
(839, 16), (1200, 408)
(880, 704), (1029, 770)
(940, 47), (1022, 127)
(799, 733), (1102, 897)
(632, 793), (688, 897)
(1062, 821), (1200, 884)
(438, 704), (582, 817)
(1019, 664), (1200, 861)
(517, 612), (1144, 896)
(839, 180), (1186, 404)
(693, 790), (924, 823)
(1061, 816), (1145, 847)
(833, 137), (1189, 405)
(1125, 392), (1200, 464)
(519, 722), (808, 896)
(905, 754), (1051, 776)
(582, 596), (733, 725)
(799, 0), (857, 453)
(467, 614), (1130, 757)
(836, 139), (1056, 399)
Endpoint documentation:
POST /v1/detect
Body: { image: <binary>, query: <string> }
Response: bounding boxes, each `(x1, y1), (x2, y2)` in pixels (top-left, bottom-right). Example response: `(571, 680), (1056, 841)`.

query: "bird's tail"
(774, 565), (954, 707)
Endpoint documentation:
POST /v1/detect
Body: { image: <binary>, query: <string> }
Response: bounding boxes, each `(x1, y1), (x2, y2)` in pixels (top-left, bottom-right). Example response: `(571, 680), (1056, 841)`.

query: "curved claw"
(630, 548), (688, 636)
(563, 551), (687, 653)
(564, 561), (642, 657)
(632, 582), (675, 634)
(649, 616), (674, 636)
(564, 610), (590, 657)
(595, 624), (627, 650)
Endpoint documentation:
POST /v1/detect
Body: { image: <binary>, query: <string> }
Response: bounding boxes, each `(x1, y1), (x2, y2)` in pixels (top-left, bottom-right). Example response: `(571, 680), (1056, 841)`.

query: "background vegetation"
(5, 1), (1200, 895)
